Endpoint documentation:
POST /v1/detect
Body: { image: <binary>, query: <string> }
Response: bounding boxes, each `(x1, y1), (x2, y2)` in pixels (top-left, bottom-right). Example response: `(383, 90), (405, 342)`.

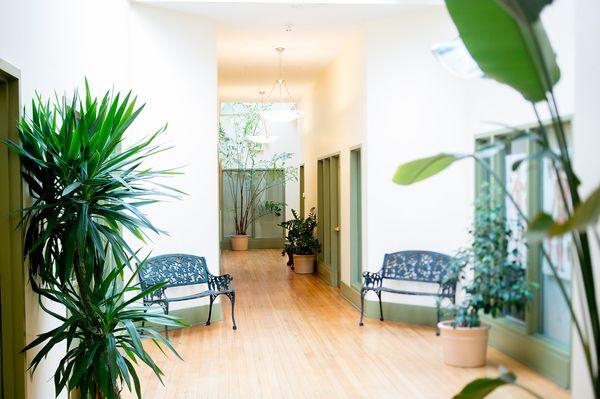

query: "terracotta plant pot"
(293, 254), (316, 274)
(438, 320), (490, 367)
(230, 235), (249, 251)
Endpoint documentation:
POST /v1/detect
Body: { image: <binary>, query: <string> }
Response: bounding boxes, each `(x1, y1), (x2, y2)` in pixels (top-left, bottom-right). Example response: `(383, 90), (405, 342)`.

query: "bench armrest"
(362, 271), (383, 289)
(208, 273), (233, 291)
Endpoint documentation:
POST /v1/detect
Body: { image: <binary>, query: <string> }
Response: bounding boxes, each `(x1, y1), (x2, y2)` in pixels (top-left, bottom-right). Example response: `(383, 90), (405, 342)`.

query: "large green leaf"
(527, 211), (557, 239)
(445, 0), (560, 102)
(497, 0), (553, 23)
(529, 185), (600, 237)
(393, 153), (464, 185)
(453, 370), (516, 399)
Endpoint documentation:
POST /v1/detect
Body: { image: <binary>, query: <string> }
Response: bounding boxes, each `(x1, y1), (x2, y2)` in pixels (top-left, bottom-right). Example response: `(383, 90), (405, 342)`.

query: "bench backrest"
(139, 254), (208, 290)
(381, 250), (451, 284)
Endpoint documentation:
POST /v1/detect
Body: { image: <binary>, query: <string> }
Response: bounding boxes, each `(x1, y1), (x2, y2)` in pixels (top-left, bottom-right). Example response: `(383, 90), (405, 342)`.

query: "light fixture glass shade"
(431, 38), (484, 79)
(247, 134), (278, 144)
(259, 109), (303, 123)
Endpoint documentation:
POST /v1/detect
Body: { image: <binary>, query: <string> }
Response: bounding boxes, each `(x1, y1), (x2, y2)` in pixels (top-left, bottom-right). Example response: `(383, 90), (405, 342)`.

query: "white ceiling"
(136, 1), (442, 102)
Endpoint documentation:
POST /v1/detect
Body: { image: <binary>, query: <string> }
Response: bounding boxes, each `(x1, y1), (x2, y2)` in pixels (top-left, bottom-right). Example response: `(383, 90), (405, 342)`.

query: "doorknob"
(334, 226), (340, 232)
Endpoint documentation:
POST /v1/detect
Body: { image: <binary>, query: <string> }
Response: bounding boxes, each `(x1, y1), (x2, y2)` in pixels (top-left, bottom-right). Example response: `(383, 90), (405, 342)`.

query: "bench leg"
(160, 301), (170, 340)
(141, 306), (148, 329)
(359, 289), (366, 326)
(227, 291), (237, 330)
(377, 291), (384, 321)
(436, 306), (441, 336)
(206, 295), (215, 326)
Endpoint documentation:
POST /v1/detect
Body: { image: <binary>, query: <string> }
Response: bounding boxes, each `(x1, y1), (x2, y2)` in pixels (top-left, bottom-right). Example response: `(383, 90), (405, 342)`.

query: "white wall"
(363, 7), (471, 305)
(299, 32), (367, 284)
(128, 4), (218, 311)
(0, 0), (219, 395)
(571, 0), (600, 396)
(0, 1), (131, 397)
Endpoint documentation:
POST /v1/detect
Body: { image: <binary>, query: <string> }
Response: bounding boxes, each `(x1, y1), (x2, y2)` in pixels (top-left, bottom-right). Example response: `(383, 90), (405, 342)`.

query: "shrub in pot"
(279, 208), (321, 274)
(438, 191), (533, 367)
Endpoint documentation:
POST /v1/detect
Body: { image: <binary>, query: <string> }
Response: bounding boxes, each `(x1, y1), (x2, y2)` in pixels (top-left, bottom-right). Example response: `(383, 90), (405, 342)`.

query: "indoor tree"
(393, 0), (600, 397)
(219, 103), (297, 238)
(7, 82), (185, 398)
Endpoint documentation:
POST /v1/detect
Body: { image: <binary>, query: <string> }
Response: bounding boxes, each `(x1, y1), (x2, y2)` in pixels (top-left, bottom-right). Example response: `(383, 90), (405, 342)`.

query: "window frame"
(474, 117), (573, 387)
(220, 167), (286, 248)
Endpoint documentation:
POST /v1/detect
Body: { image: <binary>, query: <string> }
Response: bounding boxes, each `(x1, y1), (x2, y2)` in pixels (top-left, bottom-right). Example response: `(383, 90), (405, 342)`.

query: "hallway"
(131, 249), (568, 399)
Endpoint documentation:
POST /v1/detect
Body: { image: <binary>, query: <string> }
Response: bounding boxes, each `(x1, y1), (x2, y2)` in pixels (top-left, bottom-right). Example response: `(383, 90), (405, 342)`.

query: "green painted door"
(0, 59), (26, 399)
(317, 155), (340, 286)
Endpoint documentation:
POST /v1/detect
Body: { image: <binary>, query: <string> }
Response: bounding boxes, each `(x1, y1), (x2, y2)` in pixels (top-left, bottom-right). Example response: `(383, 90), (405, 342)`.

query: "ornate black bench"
(359, 250), (457, 334)
(139, 254), (237, 338)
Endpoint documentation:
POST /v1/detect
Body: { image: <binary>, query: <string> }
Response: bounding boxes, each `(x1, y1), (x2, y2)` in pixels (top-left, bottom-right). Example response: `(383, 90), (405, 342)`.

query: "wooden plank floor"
(128, 249), (569, 399)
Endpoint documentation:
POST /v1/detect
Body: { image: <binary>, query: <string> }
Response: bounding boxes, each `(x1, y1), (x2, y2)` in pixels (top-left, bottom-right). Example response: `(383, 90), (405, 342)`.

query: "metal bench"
(359, 250), (457, 334)
(139, 254), (237, 338)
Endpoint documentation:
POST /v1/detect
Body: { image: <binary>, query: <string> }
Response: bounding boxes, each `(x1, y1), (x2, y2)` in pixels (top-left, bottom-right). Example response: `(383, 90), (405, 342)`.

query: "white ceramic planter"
(438, 320), (490, 367)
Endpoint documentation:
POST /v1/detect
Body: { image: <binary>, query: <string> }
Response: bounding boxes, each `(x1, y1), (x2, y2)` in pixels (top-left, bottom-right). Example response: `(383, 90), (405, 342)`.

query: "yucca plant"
(7, 81), (186, 398)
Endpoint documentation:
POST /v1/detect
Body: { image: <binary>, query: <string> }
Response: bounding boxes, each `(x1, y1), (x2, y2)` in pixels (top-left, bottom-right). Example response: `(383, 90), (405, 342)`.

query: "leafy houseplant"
(7, 82), (185, 398)
(438, 190), (533, 367)
(219, 103), (297, 250)
(394, 0), (600, 396)
(279, 208), (321, 274)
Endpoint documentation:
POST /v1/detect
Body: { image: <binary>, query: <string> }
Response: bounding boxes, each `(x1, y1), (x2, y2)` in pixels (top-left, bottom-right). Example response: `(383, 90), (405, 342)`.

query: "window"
(221, 169), (285, 241)
(475, 121), (572, 349)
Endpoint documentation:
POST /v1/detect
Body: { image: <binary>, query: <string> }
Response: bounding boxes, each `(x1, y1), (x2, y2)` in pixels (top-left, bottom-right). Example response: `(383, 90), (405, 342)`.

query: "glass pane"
(222, 169), (284, 240)
(253, 170), (285, 239)
(221, 170), (252, 237)
(541, 153), (572, 347)
(504, 139), (528, 322)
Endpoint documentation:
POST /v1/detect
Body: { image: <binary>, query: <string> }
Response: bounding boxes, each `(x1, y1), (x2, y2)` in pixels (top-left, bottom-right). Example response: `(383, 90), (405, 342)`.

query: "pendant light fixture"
(260, 47), (303, 123)
(248, 91), (278, 144)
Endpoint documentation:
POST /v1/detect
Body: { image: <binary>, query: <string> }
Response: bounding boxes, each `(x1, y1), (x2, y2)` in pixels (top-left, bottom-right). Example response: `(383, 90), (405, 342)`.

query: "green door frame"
(299, 164), (305, 218)
(0, 58), (26, 399)
(350, 147), (362, 290)
(316, 154), (340, 286)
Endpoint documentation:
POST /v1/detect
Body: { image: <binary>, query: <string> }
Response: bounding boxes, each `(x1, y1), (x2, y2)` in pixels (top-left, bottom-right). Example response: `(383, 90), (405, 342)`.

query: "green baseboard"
(339, 282), (437, 326)
(484, 316), (570, 388)
(220, 238), (283, 250)
(340, 281), (361, 309)
(144, 303), (222, 330)
(316, 261), (332, 284)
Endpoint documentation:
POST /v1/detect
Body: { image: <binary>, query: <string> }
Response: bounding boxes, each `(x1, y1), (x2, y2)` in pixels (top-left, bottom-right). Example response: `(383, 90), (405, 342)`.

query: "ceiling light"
(248, 91), (278, 144)
(431, 38), (484, 79)
(260, 47), (303, 123)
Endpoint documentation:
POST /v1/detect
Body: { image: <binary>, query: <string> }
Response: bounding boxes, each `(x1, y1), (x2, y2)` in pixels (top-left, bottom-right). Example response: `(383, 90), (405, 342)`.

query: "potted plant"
(279, 208), (321, 274)
(437, 190), (533, 367)
(395, 0), (600, 395)
(8, 82), (185, 398)
(219, 103), (296, 251)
